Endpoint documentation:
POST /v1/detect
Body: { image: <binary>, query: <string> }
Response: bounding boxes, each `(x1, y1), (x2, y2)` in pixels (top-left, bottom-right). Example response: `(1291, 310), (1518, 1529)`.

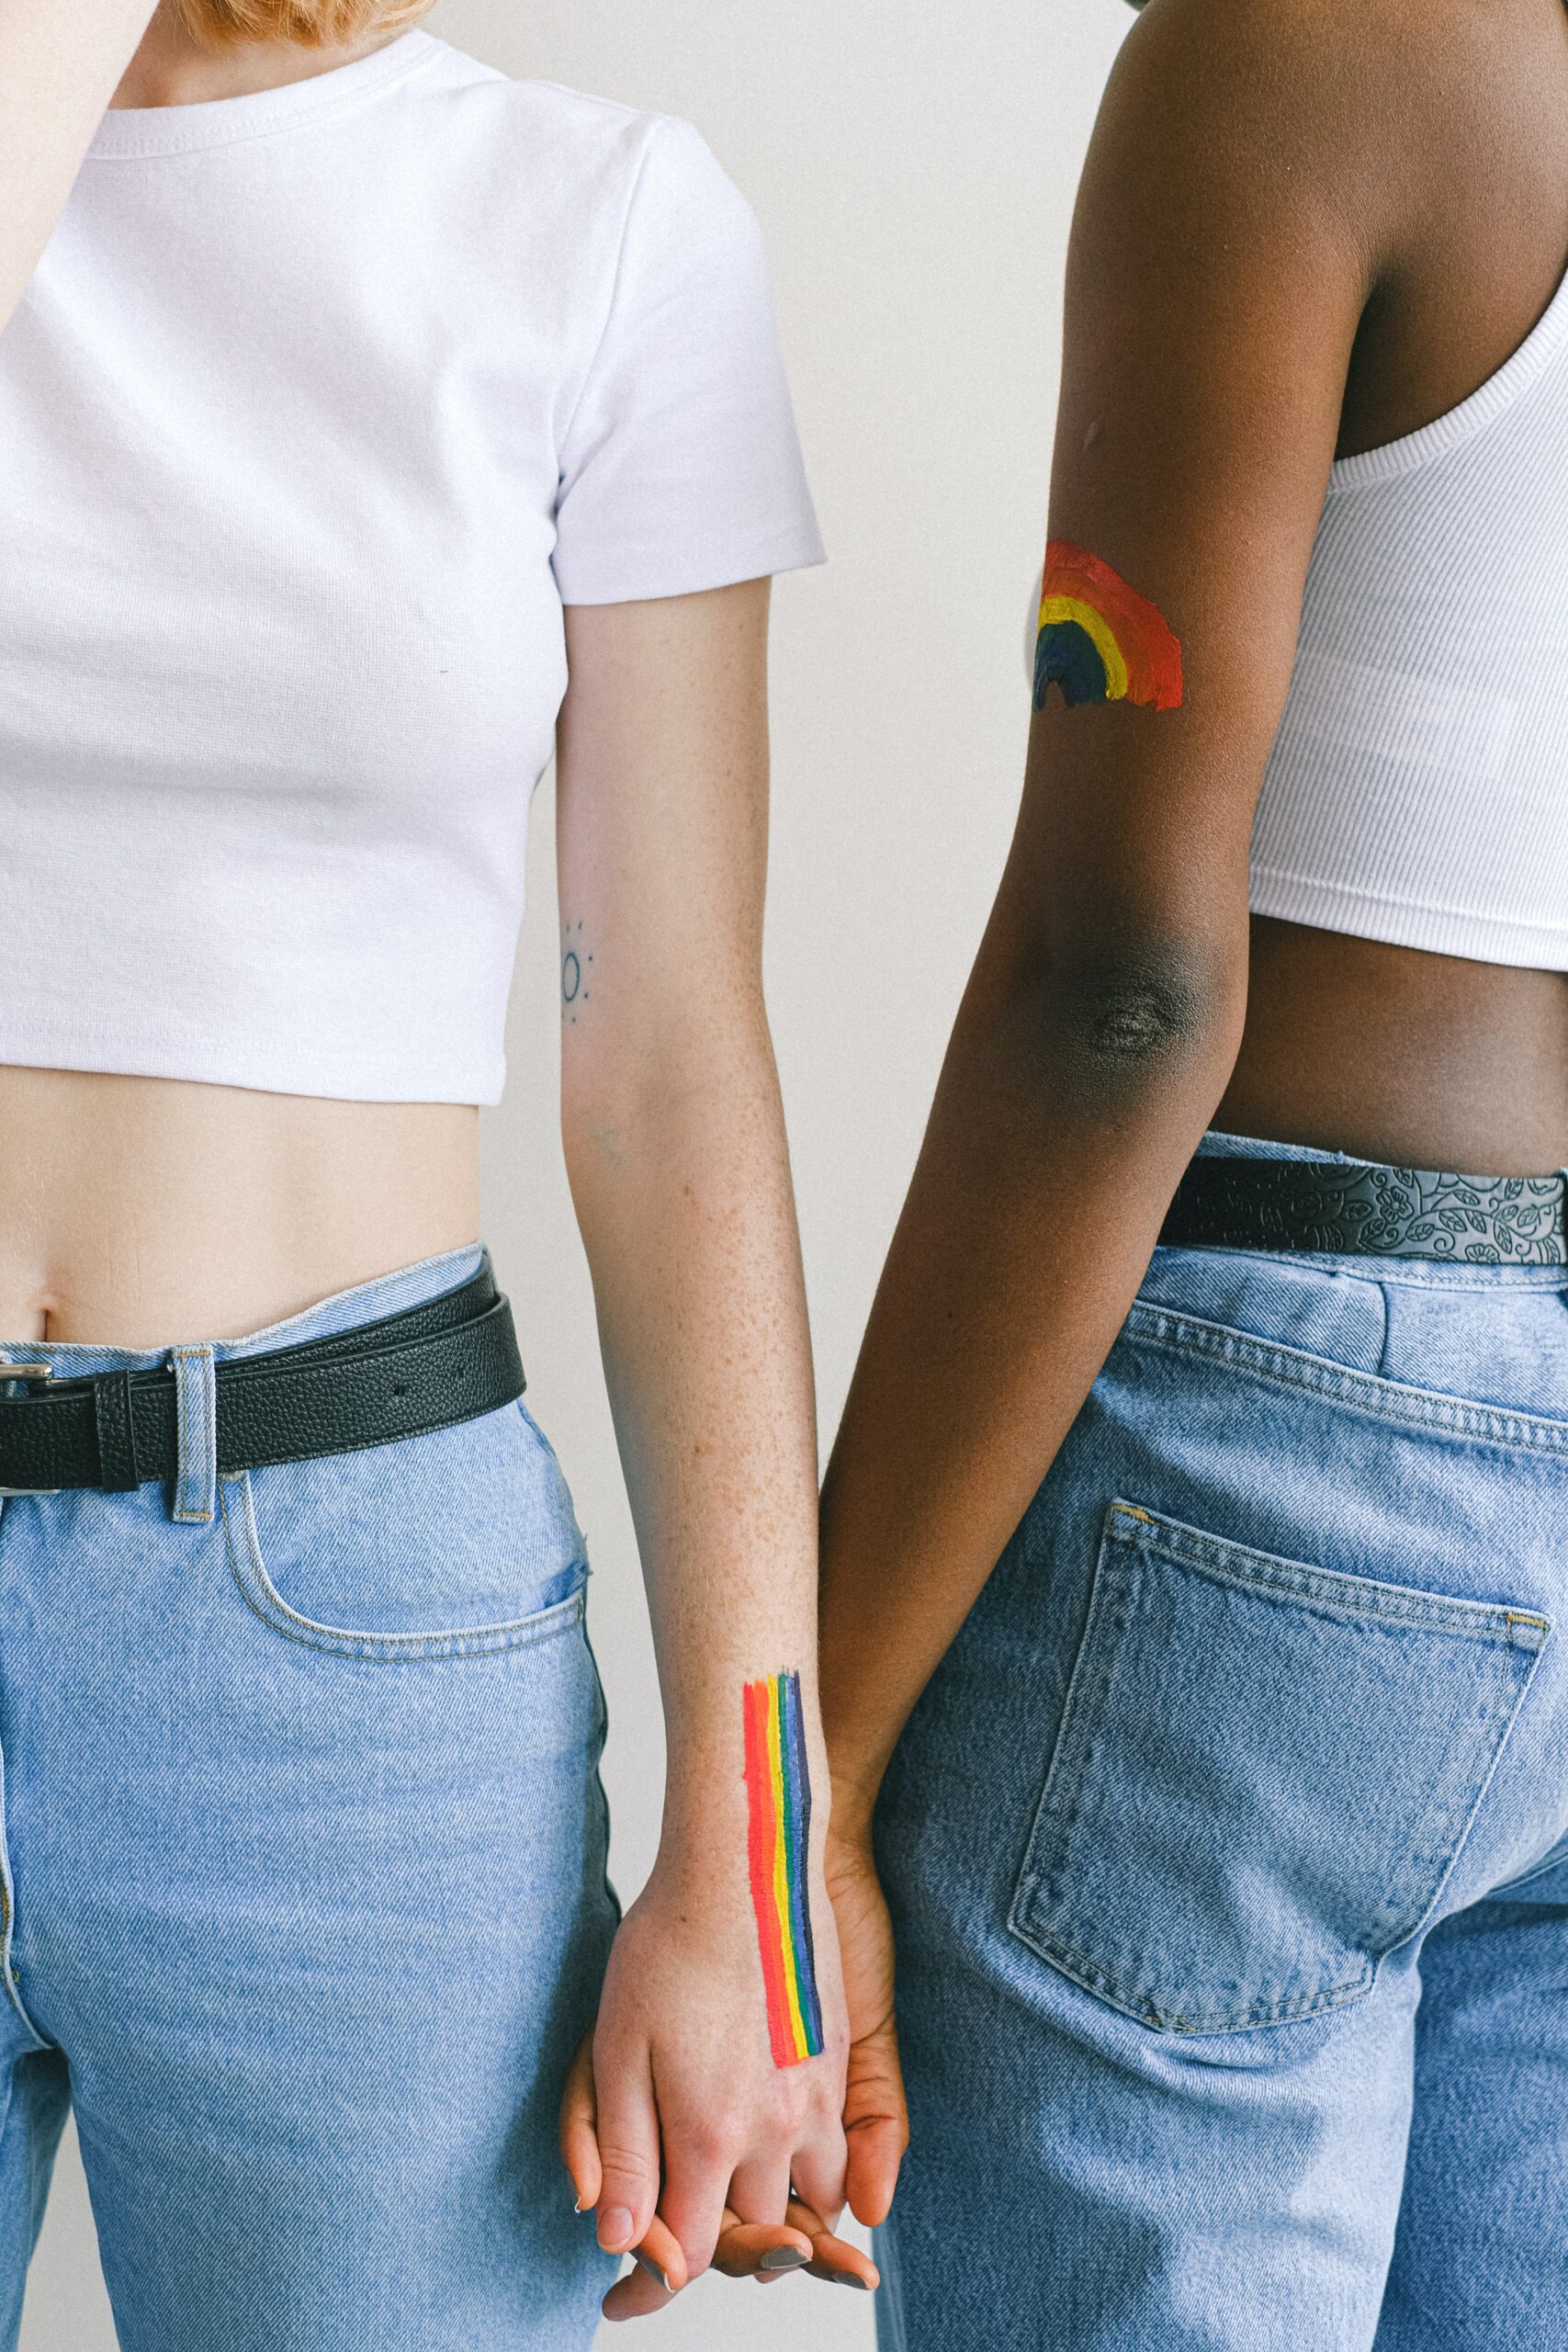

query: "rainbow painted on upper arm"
(1033, 540), (1184, 712)
(743, 1671), (825, 2069)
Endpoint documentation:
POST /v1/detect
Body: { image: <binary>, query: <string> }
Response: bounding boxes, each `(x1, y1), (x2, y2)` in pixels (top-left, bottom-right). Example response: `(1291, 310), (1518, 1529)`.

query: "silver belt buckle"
(0, 1363), (61, 1494)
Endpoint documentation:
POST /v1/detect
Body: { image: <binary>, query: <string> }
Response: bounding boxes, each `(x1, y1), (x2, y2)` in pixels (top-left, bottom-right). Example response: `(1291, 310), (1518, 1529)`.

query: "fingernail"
(634, 2250), (672, 2293)
(835, 2272), (874, 2289)
(759, 2246), (810, 2273)
(598, 2207), (634, 2251)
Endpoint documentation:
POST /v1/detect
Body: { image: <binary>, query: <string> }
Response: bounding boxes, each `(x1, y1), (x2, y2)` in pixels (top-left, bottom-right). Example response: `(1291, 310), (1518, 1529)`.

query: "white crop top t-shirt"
(1251, 262), (1568, 967)
(0, 31), (823, 1104)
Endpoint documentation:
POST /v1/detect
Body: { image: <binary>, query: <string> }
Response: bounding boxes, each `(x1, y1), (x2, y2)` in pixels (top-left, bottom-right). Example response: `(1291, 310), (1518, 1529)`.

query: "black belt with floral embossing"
(1159, 1155), (1568, 1265)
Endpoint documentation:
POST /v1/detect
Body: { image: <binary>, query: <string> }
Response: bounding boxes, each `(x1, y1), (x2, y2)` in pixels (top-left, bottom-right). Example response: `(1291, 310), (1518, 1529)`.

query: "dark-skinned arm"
(818, 0), (1404, 2217)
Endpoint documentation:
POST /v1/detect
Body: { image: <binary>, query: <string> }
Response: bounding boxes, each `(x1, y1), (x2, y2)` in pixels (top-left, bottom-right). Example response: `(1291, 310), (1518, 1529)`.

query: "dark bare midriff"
(1214, 916), (1568, 1178)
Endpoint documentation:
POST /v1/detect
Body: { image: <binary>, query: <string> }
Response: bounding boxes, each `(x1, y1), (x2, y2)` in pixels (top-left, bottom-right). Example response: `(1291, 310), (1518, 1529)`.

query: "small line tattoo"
(742, 1670), (825, 2069)
(560, 920), (594, 1025)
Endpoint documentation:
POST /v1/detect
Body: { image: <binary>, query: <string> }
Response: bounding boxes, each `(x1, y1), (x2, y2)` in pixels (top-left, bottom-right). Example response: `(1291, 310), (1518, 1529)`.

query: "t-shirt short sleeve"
(552, 117), (825, 605)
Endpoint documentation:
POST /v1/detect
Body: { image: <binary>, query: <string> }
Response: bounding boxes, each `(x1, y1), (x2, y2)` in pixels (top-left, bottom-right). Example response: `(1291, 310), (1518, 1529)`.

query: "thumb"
(558, 2030), (603, 2214)
(592, 2035), (662, 2256)
(844, 2014), (909, 2230)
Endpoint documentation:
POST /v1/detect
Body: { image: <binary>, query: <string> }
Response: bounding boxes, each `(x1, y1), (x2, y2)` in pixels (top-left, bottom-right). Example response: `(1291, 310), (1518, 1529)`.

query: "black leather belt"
(1160, 1154), (1568, 1265)
(0, 1263), (525, 1495)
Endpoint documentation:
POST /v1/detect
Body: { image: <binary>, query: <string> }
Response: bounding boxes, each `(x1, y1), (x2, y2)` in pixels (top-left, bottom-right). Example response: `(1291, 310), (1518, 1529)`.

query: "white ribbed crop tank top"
(1249, 262), (1568, 968)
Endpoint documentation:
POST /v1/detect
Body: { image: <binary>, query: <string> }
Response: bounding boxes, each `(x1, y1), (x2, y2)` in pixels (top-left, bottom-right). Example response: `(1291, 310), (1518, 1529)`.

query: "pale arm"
(552, 582), (848, 2288)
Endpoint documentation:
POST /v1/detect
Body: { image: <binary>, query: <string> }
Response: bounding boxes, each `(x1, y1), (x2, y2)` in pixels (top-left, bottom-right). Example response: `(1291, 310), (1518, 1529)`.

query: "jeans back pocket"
(1008, 1500), (1549, 2033)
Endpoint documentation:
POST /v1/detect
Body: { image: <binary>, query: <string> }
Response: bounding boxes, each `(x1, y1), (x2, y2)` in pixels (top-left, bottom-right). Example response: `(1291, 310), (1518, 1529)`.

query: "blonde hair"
(170, 0), (434, 48)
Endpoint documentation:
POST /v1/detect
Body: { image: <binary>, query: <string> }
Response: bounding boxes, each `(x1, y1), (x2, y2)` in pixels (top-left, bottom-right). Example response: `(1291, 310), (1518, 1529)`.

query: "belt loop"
(170, 1346), (218, 1524)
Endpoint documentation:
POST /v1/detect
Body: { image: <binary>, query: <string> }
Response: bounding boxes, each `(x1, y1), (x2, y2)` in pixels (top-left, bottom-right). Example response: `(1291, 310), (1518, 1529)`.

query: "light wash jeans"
(875, 1135), (1568, 2351)
(0, 1245), (617, 2350)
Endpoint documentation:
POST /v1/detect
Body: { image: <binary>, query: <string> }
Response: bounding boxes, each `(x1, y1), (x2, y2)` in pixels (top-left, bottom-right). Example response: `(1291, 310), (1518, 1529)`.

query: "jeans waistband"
(0, 1244), (491, 1521)
(1195, 1128), (1349, 1167)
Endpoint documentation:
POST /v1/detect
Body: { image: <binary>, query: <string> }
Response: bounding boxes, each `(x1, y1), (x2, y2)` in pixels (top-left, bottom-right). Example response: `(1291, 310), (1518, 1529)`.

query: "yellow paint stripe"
(764, 1684), (810, 2058)
(1038, 594), (1130, 701)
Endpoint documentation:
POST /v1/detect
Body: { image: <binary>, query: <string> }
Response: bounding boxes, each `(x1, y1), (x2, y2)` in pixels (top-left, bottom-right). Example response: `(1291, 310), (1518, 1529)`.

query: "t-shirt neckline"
(87, 26), (441, 158)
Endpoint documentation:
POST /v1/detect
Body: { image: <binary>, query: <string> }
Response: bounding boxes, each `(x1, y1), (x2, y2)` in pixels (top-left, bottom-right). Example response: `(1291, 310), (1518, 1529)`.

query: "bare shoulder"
(1089, 0), (1562, 272)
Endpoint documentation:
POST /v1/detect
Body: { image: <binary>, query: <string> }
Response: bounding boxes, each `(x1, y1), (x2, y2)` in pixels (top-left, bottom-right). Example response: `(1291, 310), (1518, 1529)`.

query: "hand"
(824, 1818), (908, 2225)
(562, 2031), (876, 2322)
(559, 1846), (850, 2290)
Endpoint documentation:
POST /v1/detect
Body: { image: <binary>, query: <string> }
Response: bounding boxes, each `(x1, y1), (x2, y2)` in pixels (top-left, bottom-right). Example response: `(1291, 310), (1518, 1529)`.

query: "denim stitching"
(1489, 1839), (1568, 1898)
(1012, 1529), (1135, 1932)
(1016, 1676), (1534, 2033)
(1020, 1921), (1377, 2035)
(0, 1763), (52, 2052)
(1103, 1502), (1551, 1647)
(1111, 1505), (1547, 1940)
(1009, 1499), (1549, 2033)
(1126, 1301), (1568, 1454)
(1102, 1515), (1542, 1948)
(170, 1345), (218, 1524)
(1010, 1518), (1395, 2030)
(219, 1475), (587, 1661)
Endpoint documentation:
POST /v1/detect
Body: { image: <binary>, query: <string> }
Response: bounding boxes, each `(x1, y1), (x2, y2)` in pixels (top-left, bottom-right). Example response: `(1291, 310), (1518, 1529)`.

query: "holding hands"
(557, 1691), (908, 2323)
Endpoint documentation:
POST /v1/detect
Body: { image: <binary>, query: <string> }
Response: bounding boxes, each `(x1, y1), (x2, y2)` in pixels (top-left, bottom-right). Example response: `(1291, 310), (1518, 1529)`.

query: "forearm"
(552, 587), (847, 2264)
(818, 939), (1242, 1828)
(0, 0), (155, 327)
(567, 1019), (821, 1844)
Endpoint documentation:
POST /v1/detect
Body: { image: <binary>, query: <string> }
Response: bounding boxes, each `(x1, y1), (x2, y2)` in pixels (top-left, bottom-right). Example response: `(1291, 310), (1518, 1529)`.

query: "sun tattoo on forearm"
(560, 920), (593, 1026)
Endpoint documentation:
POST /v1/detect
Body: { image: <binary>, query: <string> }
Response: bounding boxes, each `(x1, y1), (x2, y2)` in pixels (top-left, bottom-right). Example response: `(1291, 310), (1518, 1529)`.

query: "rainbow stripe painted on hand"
(742, 1671), (825, 2070)
(1034, 539), (1184, 711)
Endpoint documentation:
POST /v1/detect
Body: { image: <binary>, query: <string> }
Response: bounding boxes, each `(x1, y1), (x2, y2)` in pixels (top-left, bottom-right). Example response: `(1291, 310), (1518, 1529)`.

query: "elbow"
(1031, 933), (1245, 1099)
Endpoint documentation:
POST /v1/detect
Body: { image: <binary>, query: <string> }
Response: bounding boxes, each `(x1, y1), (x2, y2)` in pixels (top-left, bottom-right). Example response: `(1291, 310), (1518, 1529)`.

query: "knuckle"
(595, 2140), (656, 2189)
(676, 2114), (730, 2168)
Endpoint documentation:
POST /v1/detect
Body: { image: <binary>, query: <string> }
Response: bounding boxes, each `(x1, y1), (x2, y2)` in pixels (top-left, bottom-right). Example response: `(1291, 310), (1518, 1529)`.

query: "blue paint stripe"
(776, 1673), (806, 1991)
(1033, 619), (1111, 709)
(781, 1671), (825, 2053)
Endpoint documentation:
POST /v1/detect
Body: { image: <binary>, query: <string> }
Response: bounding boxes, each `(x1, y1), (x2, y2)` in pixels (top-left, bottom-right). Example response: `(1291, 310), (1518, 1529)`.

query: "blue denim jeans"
(0, 1245), (617, 2349)
(874, 1134), (1568, 2351)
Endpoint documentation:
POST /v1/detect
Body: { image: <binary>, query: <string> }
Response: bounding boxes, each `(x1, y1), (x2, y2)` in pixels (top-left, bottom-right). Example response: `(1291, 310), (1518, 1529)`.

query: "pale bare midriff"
(0, 1067), (480, 1346)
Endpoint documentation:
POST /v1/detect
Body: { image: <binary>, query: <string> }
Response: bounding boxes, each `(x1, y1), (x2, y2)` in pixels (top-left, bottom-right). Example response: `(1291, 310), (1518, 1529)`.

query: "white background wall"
(21, 0), (1130, 2340)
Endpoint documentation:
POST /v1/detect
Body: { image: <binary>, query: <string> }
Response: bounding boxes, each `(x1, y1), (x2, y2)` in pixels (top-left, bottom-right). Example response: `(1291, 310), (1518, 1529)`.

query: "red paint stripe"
(743, 1679), (795, 2066)
(1043, 539), (1184, 710)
